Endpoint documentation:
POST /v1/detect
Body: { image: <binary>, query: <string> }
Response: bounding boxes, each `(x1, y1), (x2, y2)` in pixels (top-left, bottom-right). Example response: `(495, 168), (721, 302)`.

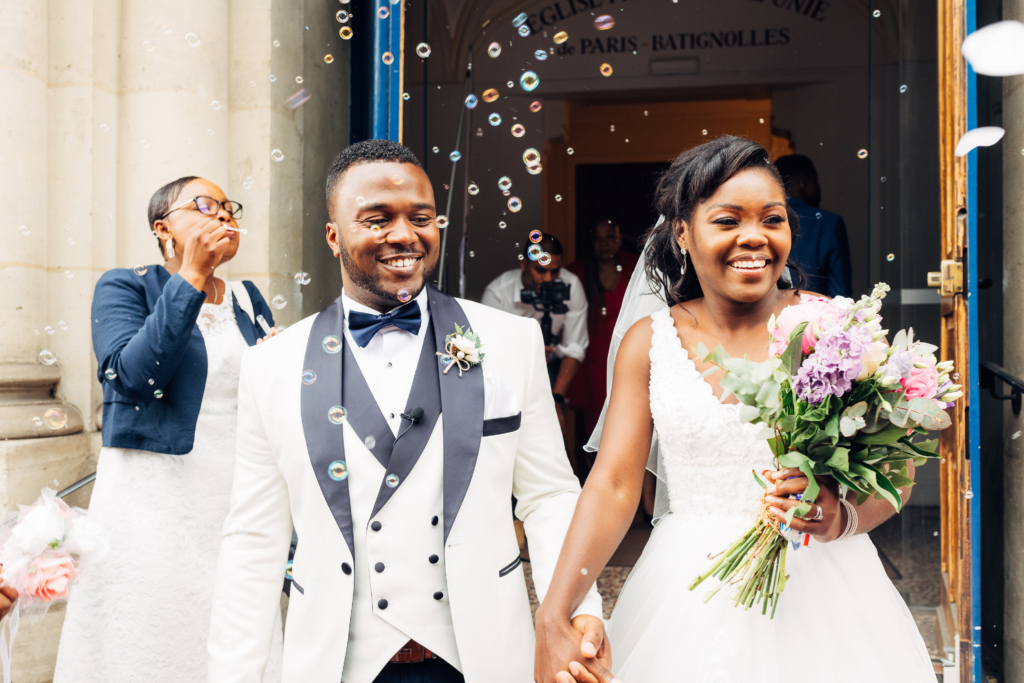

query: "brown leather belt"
(389, 639), (438, 664)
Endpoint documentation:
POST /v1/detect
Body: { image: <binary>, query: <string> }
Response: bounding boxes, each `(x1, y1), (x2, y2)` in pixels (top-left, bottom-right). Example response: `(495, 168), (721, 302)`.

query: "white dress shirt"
(479, 268), (589, 362)
(342, 288), (431, 436)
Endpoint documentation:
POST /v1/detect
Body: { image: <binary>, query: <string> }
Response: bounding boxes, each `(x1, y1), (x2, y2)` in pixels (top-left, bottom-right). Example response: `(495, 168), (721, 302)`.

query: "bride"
(534, 136), (936, 683)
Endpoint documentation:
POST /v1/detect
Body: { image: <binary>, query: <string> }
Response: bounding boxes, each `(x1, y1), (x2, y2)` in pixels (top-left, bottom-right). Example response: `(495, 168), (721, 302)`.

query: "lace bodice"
(648, 308), (773, 524)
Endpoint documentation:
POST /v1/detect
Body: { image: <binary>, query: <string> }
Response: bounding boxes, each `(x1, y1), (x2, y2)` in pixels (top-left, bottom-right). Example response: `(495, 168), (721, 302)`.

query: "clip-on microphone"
(394, 407), (424, 445)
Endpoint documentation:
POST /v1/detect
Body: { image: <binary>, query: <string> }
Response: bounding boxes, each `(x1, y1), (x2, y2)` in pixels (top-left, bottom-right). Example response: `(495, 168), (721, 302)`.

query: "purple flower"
(793, 317), (873, 405)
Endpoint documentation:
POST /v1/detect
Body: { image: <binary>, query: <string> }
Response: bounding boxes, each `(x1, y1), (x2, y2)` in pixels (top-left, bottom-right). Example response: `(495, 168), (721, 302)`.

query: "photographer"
(481, 233), (588, 434)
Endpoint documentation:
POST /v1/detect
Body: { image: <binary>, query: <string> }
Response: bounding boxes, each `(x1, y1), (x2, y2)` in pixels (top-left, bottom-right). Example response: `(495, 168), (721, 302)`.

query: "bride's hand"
(765, 468), (844, 542)
(534, 607), (617, 683)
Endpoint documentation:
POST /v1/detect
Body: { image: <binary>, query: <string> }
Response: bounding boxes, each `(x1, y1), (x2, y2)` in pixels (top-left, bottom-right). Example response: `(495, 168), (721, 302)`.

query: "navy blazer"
(93, 265), (274, 455)
(787, 197), (853, 299)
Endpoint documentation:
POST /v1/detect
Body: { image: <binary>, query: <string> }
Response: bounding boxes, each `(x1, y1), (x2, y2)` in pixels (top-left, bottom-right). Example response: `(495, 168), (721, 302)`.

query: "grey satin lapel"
(428, 286), (485, 542)
(368, 318), (441, 518)
(341, 342), (394, 468)
(300, 297), (354, 557)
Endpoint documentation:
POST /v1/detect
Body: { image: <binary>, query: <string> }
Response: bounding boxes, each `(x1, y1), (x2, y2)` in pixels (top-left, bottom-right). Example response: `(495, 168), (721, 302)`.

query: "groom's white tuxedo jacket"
(208, 286), (602, 683)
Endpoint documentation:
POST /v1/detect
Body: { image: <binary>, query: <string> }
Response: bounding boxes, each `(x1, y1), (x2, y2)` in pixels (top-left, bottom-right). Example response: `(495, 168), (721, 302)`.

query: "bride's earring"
(680, 246), (688, 277)
(166, 238), (175, 260)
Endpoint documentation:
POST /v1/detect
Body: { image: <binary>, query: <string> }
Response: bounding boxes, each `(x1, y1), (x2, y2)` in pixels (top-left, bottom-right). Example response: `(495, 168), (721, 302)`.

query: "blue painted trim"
(371, 0), (403, 141)
(964, 1), (981, 680)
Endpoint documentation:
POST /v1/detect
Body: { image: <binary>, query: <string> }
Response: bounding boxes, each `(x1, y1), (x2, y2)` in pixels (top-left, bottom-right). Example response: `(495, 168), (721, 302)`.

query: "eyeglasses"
(162, 196), (243, 220)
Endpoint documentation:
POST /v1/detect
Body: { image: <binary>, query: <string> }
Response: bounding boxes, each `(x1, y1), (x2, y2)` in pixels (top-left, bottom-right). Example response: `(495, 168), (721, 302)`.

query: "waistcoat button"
(428, 554), (439, 564)
(375, 562), (385, 573)
(341, 562), (352, 575)
(371, 521), (382, 531)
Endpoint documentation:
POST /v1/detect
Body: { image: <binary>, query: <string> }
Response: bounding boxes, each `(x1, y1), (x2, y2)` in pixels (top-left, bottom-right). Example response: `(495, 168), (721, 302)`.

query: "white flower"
(64, 515), (110, 565)
(857, 340), (889, 381)
(7, 504), (66, 557)
(448, 335), (481, 364)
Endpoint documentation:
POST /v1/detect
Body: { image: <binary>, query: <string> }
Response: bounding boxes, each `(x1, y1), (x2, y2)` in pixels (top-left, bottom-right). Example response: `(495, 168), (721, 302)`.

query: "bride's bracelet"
(837, 498), (859, 541)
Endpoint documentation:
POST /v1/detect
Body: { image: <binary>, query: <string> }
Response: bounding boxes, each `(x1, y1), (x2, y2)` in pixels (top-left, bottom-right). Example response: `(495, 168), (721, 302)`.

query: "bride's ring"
(800, 505), (824, 522)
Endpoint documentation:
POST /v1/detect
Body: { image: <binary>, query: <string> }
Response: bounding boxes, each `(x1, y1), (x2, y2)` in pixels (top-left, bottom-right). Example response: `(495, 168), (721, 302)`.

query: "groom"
(207, 139), (606, 683)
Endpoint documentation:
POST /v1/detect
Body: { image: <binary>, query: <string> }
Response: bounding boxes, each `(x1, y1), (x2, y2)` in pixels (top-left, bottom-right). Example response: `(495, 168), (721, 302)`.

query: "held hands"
(534, 609), (618, 683)
(0, 565), (18, 619)
(765, 468), (844, 543)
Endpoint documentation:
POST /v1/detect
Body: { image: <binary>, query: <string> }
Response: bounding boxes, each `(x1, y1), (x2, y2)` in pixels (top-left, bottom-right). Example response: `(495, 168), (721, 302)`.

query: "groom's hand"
(535, 608), (617, 683)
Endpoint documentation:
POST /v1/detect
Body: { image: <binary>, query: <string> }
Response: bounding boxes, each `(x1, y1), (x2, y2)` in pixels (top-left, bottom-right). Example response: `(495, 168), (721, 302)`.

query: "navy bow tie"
(348, 301), (422, 347)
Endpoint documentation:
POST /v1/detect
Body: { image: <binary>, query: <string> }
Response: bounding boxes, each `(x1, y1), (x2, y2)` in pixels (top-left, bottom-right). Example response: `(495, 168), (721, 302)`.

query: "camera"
(521, 280), (571, 347)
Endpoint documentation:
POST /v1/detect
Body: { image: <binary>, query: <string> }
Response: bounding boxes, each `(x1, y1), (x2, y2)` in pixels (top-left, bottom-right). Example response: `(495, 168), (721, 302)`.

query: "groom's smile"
(326, 159), (440, 312)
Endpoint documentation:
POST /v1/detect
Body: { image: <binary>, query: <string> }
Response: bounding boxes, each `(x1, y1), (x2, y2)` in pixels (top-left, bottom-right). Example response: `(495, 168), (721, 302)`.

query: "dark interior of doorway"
(574, 162), (668, 257)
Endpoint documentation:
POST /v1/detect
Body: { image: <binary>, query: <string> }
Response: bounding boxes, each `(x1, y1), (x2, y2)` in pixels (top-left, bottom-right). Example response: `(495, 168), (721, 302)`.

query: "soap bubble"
(610, 125), (615, 132)
(529, 230), (543, 243)
(433, 146), (439, 153)
(511, 124), (526, 137)
(32, 416), (43, 427)
(508, 197), (522, 212)
(44, 407), (67, 429)
(555, 194), (562, 202)
(140, 140), (150, 148)
(526, 163), (543, 175)
(595, 15), (615, 30)
(382, 52), (394, 65)
(269, 75), (277, 82)
(965, 490), (974, 499)
(449, 150), (462, 162)
(324, 54), (334, 63)
(386, 473), (400, 487)
(143, 40), (155, 52)
(554, 31), (568, 44)
(702, 129), (708, 135)
(857, 149), (868, 159)
(535, 50), (548, 61)
(887, 253), (895, 262)
(154, 389), (164, 399)
(340, 27), (353, 40)
(507, 81), (514, 88)
(498, 176), (512, 191)
(523, 148), (540, 164)
(513, 12), (529, 27)
(880, 176), (887, 183)
(294, 272), (311, 285)
(38, 350), (56, 365)
(337, 10), (349, 22)
(436, 215), (449, 228)
(273, 40), (280, 47)
(518, 25), (530, 37)
(538, 253), (552, 266)
(954, 127), (1005, 157)
(530, 101), (542, 113)
(465, 94), (478, 109)
(207, 128), (215, 136)
(302, 370), (317, 385)
(900, 84), (907, 93)
(397, 289), (412, 303)
(499, 221), (507, 229)
(476, 128), (483, 136)
(211, 100), (222, 110)
(567, 148), (574, 155)
(403, 92), (410, 100)
(416, 43), (431, 58)
(488, 42), (502, 58)
(104, 368), (117, 381)
(378, 7), (389, 19)
(328, 407), (348, 425)
(519, 71), (539, 91)
(272, 149), (285, 162)
(45, 326), (55, 335)
(271, 295), (287, 309)
(323, 335), (342, 353)
(185, 32), (201, 47)
(600, 63), (613, 77)
(286, 89), (311, 109)
(468, 183), (480, 195)
(873, 9), (881, 17)
(527, 244), (544, 261)
(482, 88), (499, 103)
(134, 264), (148, 276)
(489, 113), (502, 126)
(364, 435), (376, 449)
(65, 271), (74, 279)
(162, 25), (172, 34)
(295, 76), (304, 84)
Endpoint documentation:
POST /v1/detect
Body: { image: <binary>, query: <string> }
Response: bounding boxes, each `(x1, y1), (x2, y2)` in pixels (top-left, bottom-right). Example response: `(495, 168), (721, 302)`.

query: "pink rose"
(23, 553), (76, 601)
(768, 295), (841, 357)
(900, 358), (939, 399)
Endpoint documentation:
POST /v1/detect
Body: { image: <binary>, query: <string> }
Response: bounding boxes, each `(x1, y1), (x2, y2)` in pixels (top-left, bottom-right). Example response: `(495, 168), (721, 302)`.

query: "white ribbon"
(0, 602), (19, 683)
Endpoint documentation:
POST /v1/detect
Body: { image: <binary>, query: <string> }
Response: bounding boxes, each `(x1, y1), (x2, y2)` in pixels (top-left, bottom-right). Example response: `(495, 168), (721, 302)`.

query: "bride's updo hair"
(643, 135), (803, 305)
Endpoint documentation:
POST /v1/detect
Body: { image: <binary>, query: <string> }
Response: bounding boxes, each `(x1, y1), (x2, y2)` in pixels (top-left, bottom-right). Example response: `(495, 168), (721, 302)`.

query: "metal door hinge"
(927, 260), (963, 297)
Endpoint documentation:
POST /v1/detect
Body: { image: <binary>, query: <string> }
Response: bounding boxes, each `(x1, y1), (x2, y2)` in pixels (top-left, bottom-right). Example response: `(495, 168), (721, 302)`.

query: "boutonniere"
(437, 323), (485, 377)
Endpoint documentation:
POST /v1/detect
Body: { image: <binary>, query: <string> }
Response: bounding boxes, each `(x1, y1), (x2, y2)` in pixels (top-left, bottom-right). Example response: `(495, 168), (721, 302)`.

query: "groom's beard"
(339, 245), (437, 308)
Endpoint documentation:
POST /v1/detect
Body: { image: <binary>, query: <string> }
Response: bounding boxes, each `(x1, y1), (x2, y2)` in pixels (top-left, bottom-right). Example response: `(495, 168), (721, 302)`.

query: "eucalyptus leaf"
(739, 404), (761, 424)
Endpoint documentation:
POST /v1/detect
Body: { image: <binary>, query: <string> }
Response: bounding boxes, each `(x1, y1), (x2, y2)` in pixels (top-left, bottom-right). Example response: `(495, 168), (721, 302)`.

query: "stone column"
(1004, 1), (1024, 679)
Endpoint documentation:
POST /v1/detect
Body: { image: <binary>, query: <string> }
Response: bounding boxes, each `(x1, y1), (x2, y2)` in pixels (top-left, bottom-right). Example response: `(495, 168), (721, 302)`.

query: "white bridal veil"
(583, 215), (672, 524)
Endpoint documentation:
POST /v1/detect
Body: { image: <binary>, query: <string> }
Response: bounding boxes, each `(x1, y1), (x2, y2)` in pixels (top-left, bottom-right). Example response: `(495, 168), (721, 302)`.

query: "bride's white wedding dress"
(54, 289), (283, 683)
(606, 309), (936, 682)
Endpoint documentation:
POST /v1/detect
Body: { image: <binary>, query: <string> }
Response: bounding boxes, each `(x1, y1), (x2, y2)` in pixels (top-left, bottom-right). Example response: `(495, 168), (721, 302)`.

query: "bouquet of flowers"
(687, 284), (961, 618)
(0, 489), (108, 682)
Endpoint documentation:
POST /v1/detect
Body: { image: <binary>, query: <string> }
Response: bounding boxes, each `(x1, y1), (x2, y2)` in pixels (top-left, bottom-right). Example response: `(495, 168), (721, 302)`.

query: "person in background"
(481, 234), (588, 434)
(774, 154), (853, 298)
(53, 177), (283, 683)
(566, 220), (639, 440)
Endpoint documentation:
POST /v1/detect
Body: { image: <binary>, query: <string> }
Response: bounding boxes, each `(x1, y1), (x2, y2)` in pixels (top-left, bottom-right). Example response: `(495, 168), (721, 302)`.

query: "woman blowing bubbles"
(53, 177), (284, 682)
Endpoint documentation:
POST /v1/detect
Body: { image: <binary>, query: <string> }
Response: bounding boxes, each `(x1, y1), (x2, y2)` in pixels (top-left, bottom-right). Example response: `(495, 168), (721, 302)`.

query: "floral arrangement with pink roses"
(0, 489), (108, 681)
(688, 284), (961, 618)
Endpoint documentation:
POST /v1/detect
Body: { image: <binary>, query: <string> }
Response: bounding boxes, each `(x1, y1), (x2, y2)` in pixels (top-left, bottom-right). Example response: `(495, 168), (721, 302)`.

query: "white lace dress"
(606, 309), (935, 682)
(53, 289), (283, 683)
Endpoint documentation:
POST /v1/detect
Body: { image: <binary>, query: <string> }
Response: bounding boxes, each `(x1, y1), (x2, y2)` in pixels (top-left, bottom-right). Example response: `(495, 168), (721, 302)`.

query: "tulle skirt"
(607, 513), (936, 683)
